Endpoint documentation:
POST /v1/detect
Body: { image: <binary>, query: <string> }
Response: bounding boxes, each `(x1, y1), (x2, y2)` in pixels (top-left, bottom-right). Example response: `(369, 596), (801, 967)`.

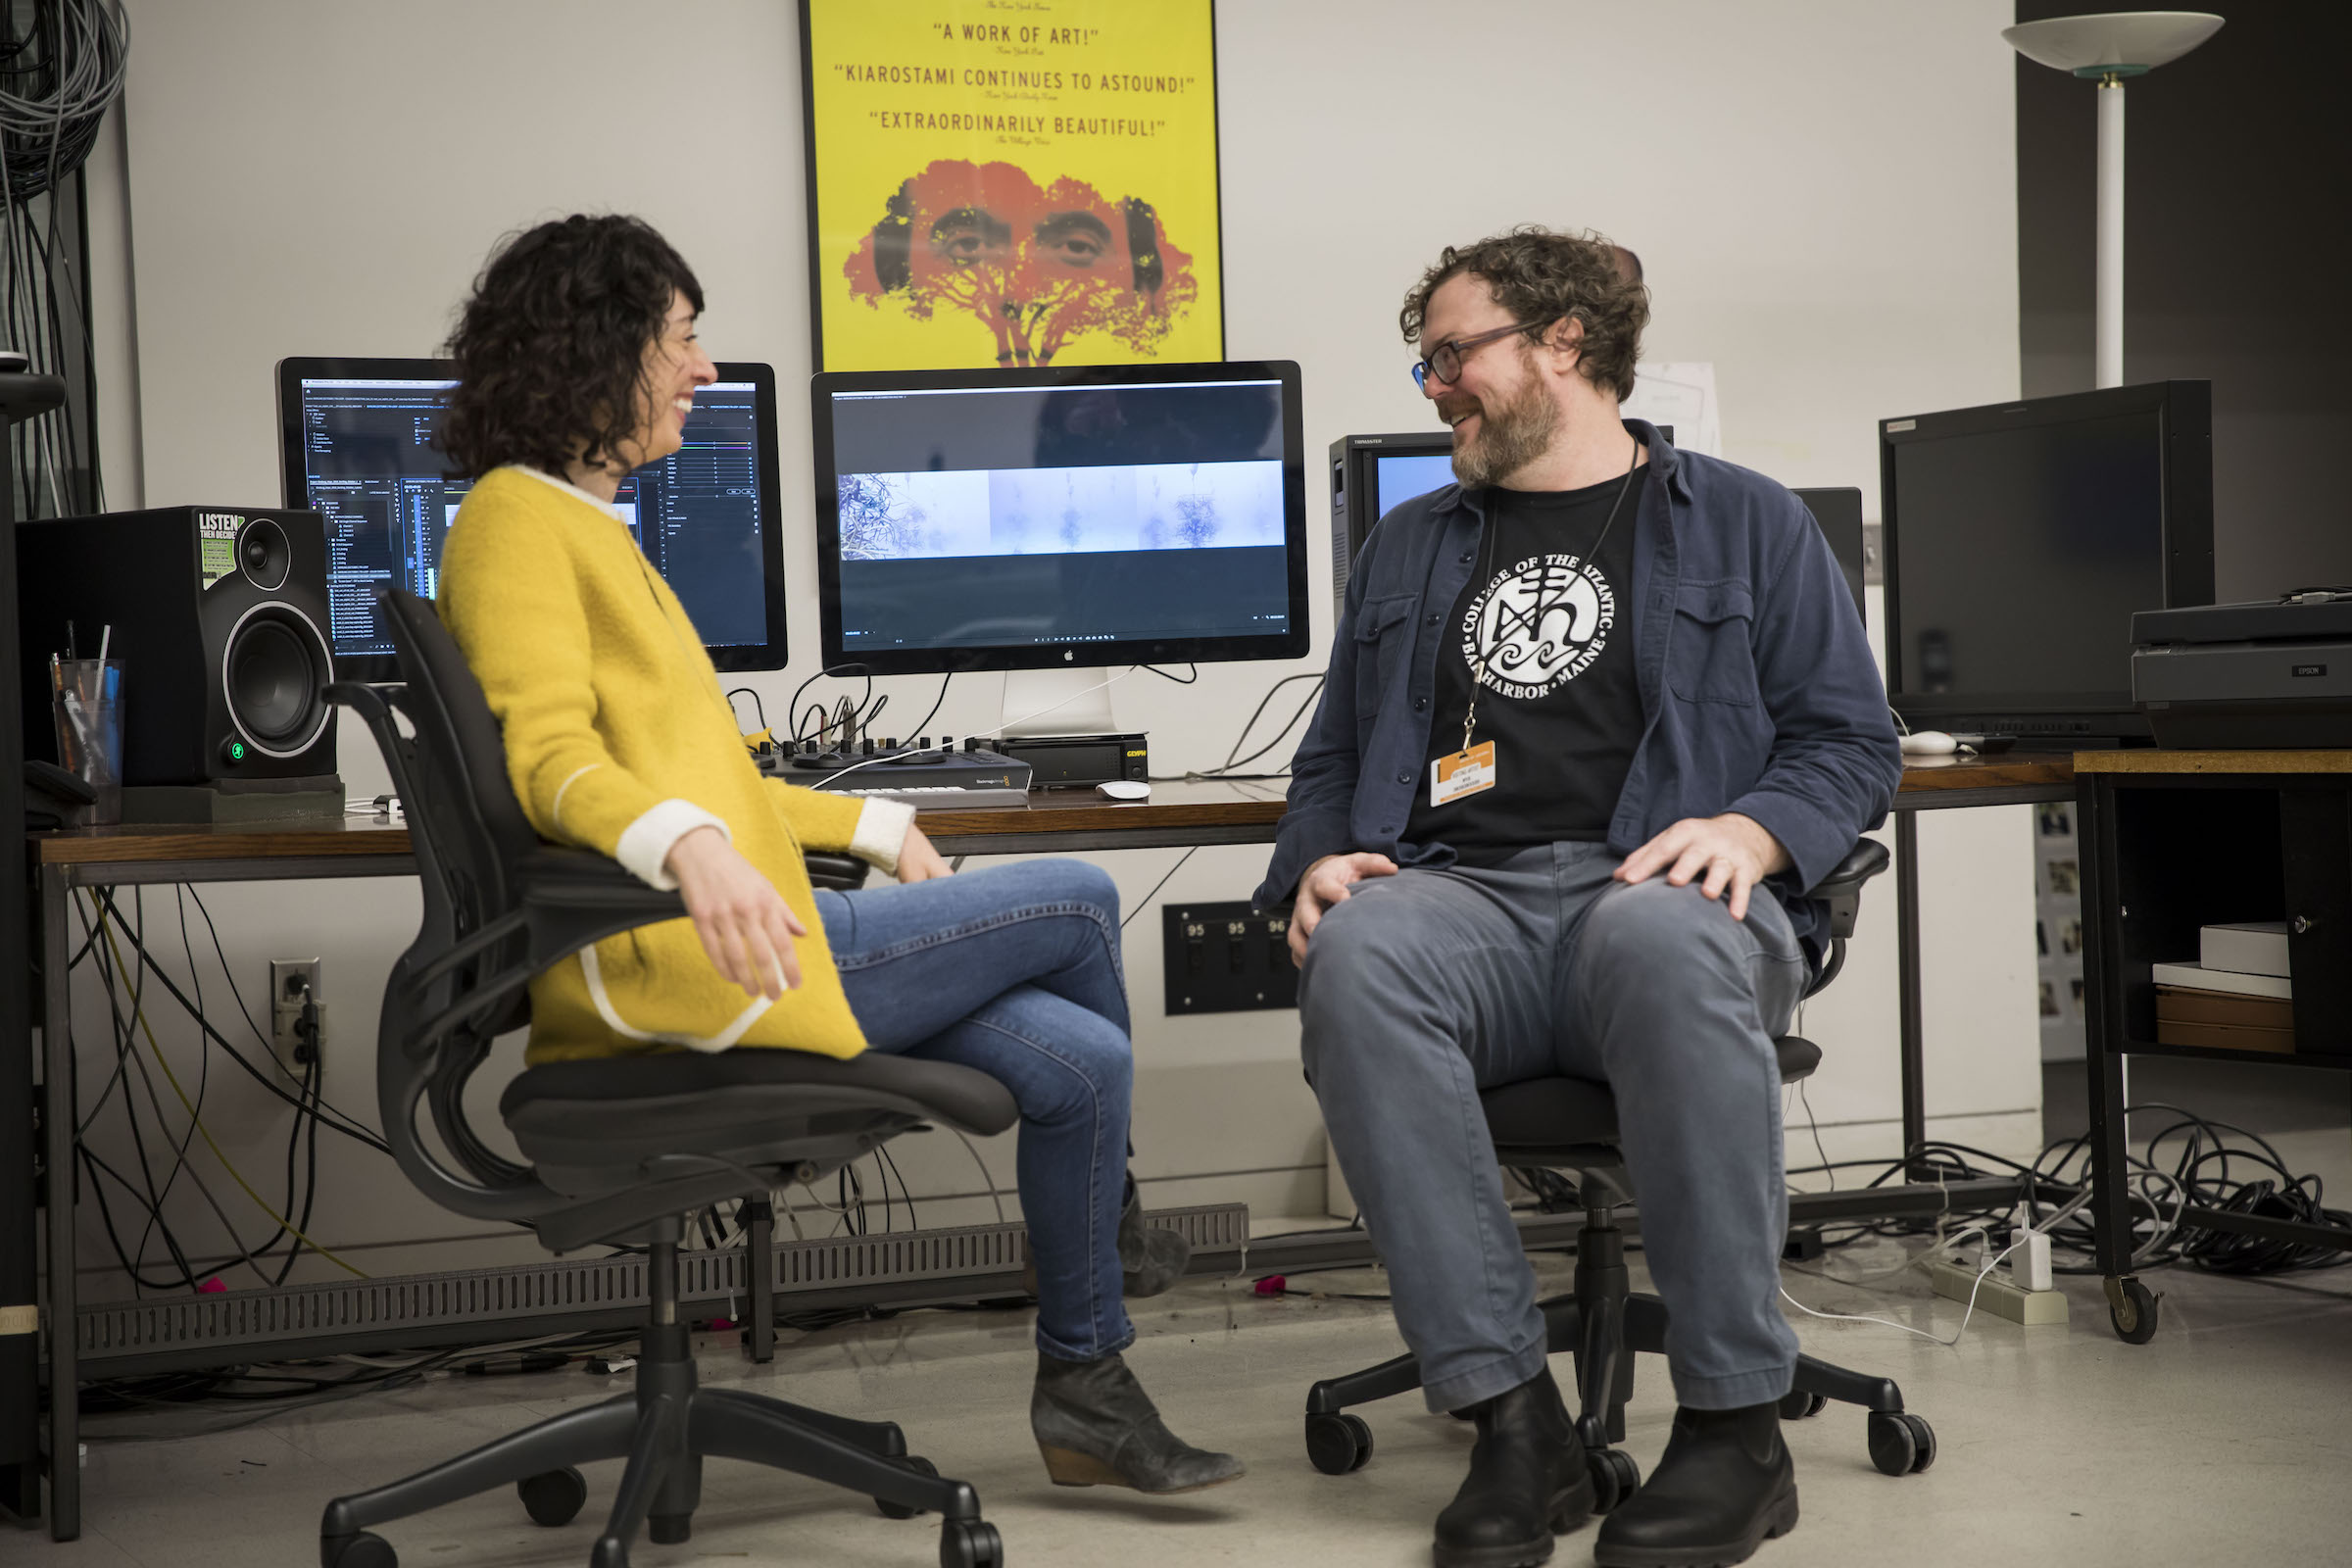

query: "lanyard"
(1459, 439), (1642, 758)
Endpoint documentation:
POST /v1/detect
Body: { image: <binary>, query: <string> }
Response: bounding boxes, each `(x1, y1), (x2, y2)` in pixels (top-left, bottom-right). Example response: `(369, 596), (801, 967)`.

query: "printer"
(2132, 592), (2352, 748)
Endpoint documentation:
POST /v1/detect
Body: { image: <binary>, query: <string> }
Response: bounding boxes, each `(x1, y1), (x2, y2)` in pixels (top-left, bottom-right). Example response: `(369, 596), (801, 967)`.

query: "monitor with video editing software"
(811, 361), (1307, 730)
(276, 357), (789, 675)
(1880, 379), (2213, 742)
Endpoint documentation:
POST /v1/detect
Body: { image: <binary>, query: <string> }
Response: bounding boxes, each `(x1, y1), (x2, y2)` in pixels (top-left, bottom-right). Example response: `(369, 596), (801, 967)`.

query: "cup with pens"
(52, 621), (125, 826)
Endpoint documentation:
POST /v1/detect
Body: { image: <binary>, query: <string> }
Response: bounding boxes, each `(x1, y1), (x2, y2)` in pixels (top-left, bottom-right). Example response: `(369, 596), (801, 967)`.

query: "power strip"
(1925, 1256), (2070, 1325)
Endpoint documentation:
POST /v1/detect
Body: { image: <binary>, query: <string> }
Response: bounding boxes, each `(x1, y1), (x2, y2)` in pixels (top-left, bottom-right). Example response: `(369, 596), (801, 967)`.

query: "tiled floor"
(31, 1230), (2352, 1568)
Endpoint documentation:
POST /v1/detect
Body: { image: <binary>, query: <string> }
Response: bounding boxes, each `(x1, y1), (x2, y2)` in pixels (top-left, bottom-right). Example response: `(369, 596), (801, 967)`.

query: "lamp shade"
(2002, 11), (2224, 76)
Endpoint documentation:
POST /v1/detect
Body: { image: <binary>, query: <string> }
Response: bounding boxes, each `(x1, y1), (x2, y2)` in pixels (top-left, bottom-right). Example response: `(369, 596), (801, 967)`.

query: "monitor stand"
(999, 665), (1122, 739)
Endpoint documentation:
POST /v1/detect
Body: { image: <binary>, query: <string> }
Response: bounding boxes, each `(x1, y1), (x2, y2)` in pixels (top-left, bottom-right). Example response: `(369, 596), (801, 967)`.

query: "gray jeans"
(1298, 842), (1808, 1413)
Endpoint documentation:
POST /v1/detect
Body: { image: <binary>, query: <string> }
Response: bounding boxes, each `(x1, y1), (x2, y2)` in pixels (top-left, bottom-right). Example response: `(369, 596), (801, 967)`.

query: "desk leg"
(2077, 777), (2155, 1343)
(1895, 813), (1927, 1175)
(41, 868), (76, 1540)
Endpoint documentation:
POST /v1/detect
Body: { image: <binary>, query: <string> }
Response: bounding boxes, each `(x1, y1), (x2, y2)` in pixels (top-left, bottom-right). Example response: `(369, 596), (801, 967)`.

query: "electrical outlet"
(269, 958), (324, 1077)
(1161, 903), (1298, 1015)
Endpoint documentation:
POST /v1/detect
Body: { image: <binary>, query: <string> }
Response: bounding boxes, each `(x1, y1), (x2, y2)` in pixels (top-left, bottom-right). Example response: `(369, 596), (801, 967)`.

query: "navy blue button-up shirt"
(1253, 420), (1903, 961)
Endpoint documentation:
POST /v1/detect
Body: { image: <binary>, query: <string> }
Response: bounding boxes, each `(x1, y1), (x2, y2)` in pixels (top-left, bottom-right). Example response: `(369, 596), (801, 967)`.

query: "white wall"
(70, 0), (2034, 1294)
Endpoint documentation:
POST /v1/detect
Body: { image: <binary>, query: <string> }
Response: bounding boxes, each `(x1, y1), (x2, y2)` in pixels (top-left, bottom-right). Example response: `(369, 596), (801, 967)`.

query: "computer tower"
(16, 506), (338, 786)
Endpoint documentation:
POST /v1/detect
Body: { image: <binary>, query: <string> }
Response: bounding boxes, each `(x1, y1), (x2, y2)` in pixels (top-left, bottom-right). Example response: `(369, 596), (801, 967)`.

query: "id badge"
(1429, 740), (1498, 808)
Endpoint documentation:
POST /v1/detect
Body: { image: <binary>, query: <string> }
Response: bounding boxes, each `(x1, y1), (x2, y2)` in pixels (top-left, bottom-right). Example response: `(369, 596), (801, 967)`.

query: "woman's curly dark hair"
(440, 215), (704, 480)
(1398, 226), (1648, 403)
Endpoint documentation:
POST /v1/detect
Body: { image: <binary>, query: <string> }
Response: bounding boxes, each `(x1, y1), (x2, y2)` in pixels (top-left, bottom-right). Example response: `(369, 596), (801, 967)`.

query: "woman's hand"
(664, 825), (805, 999)
(896, 822), (954, 883)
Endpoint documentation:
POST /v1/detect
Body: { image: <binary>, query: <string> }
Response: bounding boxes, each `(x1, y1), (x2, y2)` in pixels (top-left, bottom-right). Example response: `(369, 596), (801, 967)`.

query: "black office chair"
(318, 591), (1013, 1568)
(1300, 841), (1938, 1504)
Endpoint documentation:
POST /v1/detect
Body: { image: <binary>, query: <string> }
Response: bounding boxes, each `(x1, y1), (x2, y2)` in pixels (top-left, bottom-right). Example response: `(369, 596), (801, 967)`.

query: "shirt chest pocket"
(1667, 581), (1759, 706)
(1352, 593), (1421, 719)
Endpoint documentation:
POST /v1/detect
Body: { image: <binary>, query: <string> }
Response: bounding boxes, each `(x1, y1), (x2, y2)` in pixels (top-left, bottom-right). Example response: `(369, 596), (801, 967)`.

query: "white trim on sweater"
(849, 798), (916, 873)
(576, 944), (774, 1054)
(614, 798), (731, 890)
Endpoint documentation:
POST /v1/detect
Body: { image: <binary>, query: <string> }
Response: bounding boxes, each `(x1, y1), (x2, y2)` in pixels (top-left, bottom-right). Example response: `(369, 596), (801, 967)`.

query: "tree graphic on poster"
(844, 159), (1199, 367)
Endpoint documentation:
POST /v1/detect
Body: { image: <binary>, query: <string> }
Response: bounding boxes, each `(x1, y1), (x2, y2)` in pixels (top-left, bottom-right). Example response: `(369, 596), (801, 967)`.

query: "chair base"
(1301, 1211), (1930, 1498)
(319, 1318), (998, 1568)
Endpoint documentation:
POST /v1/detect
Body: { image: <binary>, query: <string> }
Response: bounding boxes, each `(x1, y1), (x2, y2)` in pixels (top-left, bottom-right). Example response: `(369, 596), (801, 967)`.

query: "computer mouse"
(1898, 730), (1959, 756)
(1096, 779), (1152, 801)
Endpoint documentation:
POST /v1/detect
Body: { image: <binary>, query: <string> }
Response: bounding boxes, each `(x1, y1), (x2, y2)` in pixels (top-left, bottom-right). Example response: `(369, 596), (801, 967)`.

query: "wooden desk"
(2073, 749), (2352, 1343)
(19, 760), (2063, 1541)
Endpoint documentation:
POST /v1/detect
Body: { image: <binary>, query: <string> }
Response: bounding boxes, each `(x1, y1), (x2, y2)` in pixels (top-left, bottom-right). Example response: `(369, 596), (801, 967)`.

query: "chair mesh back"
(379, 590), (542, 1037)
(381, 592), (543, 872)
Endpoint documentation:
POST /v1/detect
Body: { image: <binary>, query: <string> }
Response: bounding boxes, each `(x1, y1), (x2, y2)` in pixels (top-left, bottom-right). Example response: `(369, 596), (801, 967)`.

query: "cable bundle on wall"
(0, 0), (126, 519)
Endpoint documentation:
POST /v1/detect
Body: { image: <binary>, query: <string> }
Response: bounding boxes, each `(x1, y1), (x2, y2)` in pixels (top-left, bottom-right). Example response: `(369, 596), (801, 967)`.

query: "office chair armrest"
(1797, 841), (1891, 992)
(806, 851), (869, 892)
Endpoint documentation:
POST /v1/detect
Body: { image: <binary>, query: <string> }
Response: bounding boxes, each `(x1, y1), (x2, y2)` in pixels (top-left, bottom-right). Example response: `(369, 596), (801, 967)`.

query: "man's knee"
(1578, 877), (1750, 986)
(1297, 891), (1444, 1079)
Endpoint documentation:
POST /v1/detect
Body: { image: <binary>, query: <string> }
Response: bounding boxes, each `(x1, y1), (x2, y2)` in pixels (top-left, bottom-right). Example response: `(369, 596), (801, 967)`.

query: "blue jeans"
(814, 858), (1137, 1362)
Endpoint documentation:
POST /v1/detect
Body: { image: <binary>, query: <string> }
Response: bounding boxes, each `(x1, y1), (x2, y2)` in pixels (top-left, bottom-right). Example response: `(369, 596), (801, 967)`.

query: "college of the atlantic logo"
(1462, 553), (1614, 700)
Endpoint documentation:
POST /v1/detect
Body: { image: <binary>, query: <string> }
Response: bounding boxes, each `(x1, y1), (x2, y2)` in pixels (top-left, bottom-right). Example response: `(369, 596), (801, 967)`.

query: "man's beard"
(1448, 375), (1559, 488)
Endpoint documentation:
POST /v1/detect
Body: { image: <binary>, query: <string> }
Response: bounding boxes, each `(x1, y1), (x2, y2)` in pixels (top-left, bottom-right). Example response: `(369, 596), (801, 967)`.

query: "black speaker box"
(17, 506), (338, 786)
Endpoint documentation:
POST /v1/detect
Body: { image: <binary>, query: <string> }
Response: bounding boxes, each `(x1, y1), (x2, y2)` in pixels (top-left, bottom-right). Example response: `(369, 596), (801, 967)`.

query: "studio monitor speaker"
(17, 506), (338, 786)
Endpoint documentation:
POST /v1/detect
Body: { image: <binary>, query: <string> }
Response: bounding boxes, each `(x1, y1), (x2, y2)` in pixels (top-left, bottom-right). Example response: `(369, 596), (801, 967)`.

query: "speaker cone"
(223, 604), (331, 755)
(238, 516), (292, 591)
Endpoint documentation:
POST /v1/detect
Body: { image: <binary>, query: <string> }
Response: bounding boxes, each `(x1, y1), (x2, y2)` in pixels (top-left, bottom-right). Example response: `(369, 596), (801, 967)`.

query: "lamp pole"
(2096, 74), (2127, 389)
(2004, 10), (2225, 391)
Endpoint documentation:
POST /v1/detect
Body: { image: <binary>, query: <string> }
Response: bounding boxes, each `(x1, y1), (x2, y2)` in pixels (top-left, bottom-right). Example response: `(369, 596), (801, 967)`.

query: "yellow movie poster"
(801, 0), (1222, 370)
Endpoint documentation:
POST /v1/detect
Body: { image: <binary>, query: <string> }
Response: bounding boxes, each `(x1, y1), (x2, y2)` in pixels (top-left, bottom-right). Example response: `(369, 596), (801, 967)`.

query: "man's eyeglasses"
(1410, 318), (1557, 392)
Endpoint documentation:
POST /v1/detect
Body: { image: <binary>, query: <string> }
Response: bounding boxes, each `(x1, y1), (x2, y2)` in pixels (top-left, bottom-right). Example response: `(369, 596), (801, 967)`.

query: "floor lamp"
(2003, 11), (2225, 389)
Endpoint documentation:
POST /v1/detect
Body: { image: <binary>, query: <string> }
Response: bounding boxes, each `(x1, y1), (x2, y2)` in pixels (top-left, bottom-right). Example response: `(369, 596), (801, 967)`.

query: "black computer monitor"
(1328, 425), (1681, 612)
(276, 358), (790, 675)
(811, 361), (1308, 728)
(1880, 379), (2213, 742)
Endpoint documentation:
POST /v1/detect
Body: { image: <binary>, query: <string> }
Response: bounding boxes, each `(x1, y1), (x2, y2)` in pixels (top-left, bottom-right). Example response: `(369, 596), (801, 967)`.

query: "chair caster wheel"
(1867, 1411), (1936, 1476)
(322, 1530), (397, 1568)
(1587, 1446), (1641, 1514)
(647, 1512), (691, 1545)
(877, 1455), (941, 1518)
(517, 1466), (587, 1527)
(1305, 1411), (1375, 1474)
(2106, 1276), (2161, 1344)
(940, 1517), (1004, 1568)
(1778, 1391), (1828, 1420)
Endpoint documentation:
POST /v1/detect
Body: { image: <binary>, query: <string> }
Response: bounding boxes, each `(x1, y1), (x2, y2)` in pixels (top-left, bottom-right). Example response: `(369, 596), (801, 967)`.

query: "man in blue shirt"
(1257, 228), (1900, 1568)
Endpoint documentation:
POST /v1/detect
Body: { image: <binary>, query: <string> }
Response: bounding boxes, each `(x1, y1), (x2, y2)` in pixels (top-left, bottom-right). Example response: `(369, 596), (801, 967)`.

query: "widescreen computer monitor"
(1880, 379), (2213, 742)
(811, 361), (1309, 733)
(276, 358), (789, 676)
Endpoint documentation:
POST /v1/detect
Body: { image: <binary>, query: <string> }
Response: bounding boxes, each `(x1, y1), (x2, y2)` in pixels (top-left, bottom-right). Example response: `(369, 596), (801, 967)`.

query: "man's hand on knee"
(1612, 813), (1789, 922)
(1289, 852), (1398, 964)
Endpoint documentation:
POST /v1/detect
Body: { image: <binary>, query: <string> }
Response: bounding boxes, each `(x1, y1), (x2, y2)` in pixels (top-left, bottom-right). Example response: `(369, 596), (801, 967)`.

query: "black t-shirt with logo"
(1403, 469), (1647, 865)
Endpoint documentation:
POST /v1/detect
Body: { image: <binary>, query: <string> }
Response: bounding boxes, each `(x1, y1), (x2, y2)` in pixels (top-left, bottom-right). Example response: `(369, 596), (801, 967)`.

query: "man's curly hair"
(1399, 226), (1648, 402)
(440, 215), (704, 480)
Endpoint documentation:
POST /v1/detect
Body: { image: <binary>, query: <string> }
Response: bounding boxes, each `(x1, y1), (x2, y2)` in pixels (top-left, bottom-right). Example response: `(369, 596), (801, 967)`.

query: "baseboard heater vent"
(73, 1204), (1249, 1374)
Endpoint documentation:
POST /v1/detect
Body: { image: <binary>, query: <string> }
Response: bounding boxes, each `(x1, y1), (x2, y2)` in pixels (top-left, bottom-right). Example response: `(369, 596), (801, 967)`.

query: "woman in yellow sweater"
(435, 215), (1240, 1494)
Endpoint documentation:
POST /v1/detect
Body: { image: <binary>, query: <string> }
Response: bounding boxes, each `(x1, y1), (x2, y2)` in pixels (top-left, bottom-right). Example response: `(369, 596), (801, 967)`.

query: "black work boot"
(1031, 1349), (1247, 1494)
(1593, 1402), (1796, 1567)
(1432, 1366), (1595, 1568)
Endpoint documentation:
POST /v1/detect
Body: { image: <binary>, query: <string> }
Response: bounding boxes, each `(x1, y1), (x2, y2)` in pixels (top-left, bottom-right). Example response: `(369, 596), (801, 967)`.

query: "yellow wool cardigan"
(437, 466), (911, 1064)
